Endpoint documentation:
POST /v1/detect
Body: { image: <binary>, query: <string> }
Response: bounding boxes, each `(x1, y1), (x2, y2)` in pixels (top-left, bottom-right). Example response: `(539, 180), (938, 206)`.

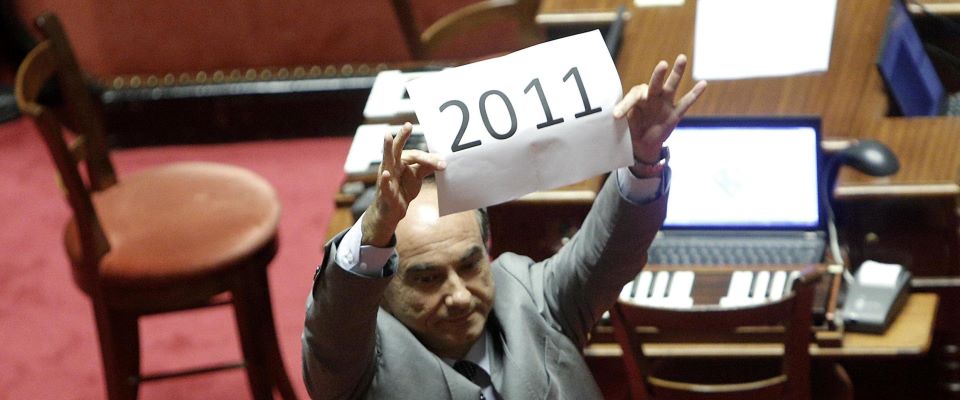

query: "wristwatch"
(631, 146), (670, 178)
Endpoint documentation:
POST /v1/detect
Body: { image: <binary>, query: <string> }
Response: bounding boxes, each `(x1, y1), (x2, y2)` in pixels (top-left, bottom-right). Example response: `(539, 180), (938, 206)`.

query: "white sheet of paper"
(406, 30), (631, 215)
(693, 0), (837, 81)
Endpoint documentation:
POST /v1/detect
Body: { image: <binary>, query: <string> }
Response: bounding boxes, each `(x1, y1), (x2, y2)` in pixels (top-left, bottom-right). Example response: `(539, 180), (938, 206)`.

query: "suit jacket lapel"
(378, 309), (475, 399)
(490, 295), (550, 400)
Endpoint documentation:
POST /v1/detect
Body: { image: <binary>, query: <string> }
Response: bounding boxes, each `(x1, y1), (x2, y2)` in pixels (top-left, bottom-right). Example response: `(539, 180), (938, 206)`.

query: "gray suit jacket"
(302, 174), (667, 399)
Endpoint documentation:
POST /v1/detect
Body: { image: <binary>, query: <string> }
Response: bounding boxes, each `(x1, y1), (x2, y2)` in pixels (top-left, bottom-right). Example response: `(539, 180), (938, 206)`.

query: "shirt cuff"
(616, 166), (663, 204)
(335, 212), (397, 277)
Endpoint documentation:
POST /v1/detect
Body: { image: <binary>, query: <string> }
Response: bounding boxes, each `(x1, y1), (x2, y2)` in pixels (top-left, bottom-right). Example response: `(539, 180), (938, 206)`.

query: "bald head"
(394, 184), (489, 248)
(382, 184), (496, 359)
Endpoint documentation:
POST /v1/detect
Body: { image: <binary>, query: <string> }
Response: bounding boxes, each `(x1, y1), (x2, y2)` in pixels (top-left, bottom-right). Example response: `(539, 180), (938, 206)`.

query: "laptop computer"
(877, 0), (960, 116)
(648, 116), (827, 265)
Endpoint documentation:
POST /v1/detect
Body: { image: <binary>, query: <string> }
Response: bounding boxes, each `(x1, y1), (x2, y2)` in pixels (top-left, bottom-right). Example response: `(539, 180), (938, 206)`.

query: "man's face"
(382, 190), (495, 359)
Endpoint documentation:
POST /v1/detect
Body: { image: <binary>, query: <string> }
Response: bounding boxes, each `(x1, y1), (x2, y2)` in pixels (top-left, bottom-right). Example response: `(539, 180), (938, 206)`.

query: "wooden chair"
(610, 268), (822, 400)
(15, 13), (297, 400)
(391, 0), (543, 60)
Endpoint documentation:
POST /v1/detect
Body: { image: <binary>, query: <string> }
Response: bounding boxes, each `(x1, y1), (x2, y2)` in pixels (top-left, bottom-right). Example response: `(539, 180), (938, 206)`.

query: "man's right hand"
(361, 122), (446, 247)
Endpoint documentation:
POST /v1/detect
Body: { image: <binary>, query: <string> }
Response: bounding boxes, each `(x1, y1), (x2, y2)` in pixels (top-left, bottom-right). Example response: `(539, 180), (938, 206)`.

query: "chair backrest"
(611, 267), (822, 400)
(391, 0), (543, 60)
(15, 13), (116, 279)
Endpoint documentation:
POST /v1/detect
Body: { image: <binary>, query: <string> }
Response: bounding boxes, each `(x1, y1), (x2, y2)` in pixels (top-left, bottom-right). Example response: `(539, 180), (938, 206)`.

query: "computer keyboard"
(648, 236), (824, 265)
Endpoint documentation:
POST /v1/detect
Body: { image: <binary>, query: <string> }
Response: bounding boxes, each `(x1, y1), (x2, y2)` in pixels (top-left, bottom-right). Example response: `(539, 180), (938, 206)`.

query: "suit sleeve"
(302, 231), (395, 400)
(530, 171), (668, 348)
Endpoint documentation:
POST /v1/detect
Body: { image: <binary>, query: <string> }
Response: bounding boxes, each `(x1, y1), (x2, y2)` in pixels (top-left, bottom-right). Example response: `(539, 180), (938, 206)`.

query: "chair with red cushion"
(15, 13), (296, 400)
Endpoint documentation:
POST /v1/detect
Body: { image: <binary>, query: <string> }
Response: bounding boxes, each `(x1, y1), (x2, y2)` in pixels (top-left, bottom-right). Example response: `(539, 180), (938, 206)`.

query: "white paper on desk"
(693, 0), (838, 80)
(406, 30), (631, 215)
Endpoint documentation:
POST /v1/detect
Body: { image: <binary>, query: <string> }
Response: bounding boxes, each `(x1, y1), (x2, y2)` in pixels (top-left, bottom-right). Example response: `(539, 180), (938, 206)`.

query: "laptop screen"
(662, 117), (823, 230)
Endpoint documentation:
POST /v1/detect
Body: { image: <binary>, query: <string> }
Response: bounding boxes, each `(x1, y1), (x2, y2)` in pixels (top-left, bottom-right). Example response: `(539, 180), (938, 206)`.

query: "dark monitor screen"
(877, 0), (945, 116)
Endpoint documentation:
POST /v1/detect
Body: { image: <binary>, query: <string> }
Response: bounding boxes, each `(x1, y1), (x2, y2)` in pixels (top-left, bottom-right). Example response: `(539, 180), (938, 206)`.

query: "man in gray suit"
(303, 55), (706, 400)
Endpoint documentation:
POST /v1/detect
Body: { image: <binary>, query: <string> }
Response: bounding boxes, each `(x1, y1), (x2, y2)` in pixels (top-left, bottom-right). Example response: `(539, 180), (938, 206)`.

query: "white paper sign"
(693, 0), (837, 80)
(406, 30), (631, 215)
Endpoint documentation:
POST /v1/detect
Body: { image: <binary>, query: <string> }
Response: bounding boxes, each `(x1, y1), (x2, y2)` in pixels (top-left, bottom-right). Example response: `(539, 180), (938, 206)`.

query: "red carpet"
(0, 116), (352, 399)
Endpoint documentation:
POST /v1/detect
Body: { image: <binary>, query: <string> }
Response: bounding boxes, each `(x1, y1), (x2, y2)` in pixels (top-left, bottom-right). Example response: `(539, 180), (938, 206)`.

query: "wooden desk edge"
(584, 293), (938, 358)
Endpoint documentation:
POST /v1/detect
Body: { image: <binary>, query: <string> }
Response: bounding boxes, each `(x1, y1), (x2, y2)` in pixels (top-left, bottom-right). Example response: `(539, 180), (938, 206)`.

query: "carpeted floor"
(0, 116), (352, 399)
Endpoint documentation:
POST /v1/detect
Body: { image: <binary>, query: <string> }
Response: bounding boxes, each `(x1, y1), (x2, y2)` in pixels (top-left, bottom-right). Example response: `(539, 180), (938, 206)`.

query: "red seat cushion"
(65, 162), (280, 291)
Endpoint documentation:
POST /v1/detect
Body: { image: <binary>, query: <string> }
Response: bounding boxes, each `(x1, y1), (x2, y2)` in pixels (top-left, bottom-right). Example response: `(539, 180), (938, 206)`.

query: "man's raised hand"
(613, 54), (707, 173)
(361, 123), (446, 247)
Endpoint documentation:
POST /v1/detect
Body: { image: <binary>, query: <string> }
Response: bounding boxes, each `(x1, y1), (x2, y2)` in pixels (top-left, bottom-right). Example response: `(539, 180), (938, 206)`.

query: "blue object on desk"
(877, 0), (960, 116)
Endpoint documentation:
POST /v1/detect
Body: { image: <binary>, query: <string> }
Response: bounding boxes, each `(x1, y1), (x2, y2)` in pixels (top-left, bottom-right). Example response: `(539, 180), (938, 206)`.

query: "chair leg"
(812, 361), (854, 400)
(92, 301), (141, 400)
(252, 268), (299, 400)
(232, 266), (298, 400)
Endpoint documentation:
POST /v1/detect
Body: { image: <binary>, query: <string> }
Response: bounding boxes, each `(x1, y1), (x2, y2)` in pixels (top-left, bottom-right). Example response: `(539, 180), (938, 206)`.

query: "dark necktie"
(453, 360), (493, 400)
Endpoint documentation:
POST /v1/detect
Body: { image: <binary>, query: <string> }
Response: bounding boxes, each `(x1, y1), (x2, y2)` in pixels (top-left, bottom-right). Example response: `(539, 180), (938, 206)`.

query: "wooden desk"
(585, 293), (938, 359)
(541, 0), (960, 330)
(536, 2), (960, 395)
(539, 0), (960, 271)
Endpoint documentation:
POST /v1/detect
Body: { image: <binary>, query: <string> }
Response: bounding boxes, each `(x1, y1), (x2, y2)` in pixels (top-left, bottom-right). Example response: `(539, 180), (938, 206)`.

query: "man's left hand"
(613, 54), (707, 176)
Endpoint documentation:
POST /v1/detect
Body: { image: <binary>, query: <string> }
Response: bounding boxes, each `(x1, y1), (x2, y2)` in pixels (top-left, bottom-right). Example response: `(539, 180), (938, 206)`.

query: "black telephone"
(842, 260), (911, 333)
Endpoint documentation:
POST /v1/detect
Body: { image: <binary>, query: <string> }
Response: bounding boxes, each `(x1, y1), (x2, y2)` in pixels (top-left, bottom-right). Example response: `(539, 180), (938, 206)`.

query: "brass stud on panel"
(310, 66), (322, 76)
(129, 76), (142, 88)
(112, 77), (124, 89)
(212, 70), (225, 83)
(341, 64), (354, 76)
(293, 66), (306, 78)
(259, 69), (272, 80)
(195, 71), (207, 82)
(179, 73), (192, 84)
(163, 74), (175, 86)
(324, 65), (336, 76)
(277, 68), (289, 79)
(146, 76), (159, 87)
(357, 64), (370, 75)
(245, 69), (257, 81)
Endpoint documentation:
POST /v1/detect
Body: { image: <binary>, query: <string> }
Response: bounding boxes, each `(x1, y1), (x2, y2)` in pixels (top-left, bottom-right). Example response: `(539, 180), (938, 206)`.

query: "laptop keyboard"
(649, 235), (824, 265)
